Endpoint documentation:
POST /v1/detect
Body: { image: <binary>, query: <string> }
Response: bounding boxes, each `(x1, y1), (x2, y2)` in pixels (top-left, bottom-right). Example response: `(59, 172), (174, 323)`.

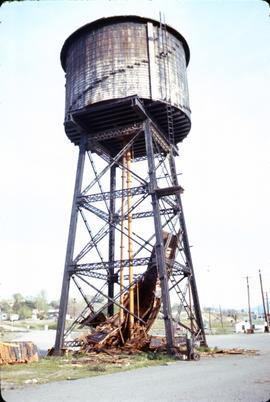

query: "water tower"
(54, 15), (206, 355)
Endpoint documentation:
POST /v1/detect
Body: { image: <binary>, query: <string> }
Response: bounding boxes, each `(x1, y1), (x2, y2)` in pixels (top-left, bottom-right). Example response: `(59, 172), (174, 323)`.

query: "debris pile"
(0, 341), (38, 365)
(78, 232), (178, 353)
(200, 348), (259, 357)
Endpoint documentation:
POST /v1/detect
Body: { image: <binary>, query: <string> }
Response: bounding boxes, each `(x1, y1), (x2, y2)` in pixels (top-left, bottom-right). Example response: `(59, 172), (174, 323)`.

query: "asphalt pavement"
(2, 333), (270, 402)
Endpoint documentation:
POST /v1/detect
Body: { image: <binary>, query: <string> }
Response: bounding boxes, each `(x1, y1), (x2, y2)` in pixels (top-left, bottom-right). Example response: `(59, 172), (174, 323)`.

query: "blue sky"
(0, 0), (269, 309)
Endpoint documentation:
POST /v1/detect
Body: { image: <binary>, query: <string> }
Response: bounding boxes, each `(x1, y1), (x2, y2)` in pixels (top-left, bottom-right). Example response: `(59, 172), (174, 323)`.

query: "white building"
(235, 320), (265, 333)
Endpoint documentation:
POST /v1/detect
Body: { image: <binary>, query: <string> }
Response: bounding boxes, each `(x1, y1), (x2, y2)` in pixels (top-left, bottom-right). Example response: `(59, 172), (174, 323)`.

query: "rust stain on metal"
(62, 17), (190, 117)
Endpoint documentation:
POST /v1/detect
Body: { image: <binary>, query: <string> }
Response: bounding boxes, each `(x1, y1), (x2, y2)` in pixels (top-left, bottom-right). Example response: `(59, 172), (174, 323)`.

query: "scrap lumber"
(199, 348), (259, 358)
(0, 341), (38, 365)
(214, 348), (258, 355)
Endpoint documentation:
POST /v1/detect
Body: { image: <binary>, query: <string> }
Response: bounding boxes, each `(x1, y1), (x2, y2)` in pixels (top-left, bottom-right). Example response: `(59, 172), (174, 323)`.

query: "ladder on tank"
(159, 13), (175, 147)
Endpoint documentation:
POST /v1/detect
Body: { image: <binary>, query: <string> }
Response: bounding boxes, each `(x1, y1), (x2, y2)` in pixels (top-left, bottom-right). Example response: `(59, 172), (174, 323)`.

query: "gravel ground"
(2, 333), (270, 402)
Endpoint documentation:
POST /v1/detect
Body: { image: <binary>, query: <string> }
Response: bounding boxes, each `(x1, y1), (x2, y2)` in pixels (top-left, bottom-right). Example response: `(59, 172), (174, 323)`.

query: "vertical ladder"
(159, 13), (175, 146)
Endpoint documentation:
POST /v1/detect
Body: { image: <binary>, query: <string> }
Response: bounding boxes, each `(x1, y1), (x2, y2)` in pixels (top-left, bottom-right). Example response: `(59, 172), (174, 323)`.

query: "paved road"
(3, 334), (270, 402)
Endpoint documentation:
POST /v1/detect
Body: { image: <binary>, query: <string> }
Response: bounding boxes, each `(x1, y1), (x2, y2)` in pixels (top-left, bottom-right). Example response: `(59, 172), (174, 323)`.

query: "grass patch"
(1, 352), (177, 390)
(196, 346), (219, 353)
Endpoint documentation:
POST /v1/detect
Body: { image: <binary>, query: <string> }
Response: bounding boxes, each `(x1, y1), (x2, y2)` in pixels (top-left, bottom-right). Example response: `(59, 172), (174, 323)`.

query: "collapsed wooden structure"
(77, 233), (179, 352)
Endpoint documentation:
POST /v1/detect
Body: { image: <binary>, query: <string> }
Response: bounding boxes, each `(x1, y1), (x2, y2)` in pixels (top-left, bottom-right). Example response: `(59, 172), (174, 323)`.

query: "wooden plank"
(0, 341), (38, 365)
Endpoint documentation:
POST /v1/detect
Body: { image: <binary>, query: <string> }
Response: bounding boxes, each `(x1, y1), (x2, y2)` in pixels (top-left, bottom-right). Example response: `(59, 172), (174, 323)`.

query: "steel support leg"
(108, 163), (116, 316)
(54, 137), (86, 354)
(144, 120), (175, 355)
(168, 153), (207, 346)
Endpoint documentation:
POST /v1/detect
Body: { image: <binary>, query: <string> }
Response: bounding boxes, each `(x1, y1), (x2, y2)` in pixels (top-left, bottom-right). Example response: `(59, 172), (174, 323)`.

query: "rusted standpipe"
(126, 149), (134, 335)
(119, 154), (126, 323)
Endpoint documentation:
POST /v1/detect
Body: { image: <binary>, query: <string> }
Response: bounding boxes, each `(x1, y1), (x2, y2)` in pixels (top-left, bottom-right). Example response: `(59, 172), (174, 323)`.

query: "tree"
(12, 293), (24, 314)
(35, 290), (48, 314)
(24, 299), (36, 310)
(49, 300), (60, 309)
(11, 293), (34, 319)
(17, 305), (32, 319)
(0, 300), (12, 315)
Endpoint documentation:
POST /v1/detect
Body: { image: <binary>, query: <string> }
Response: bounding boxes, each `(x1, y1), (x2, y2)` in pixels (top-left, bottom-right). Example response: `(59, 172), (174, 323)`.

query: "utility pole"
(72, 298), (76, 319)
(219, 304), (224, 329)
(259, 270), (269, 332)
(246, 276), (254, 334)
(208, 307), (212, 334)
(266, 292), (270, 325)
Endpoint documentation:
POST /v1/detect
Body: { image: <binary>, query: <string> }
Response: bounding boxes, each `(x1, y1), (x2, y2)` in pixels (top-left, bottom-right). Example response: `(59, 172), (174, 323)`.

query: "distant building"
(235, 320), (265, 333)
(47, 309), (59, 320)
(9, 313), (19, 321)
(0, 312), (8, 321)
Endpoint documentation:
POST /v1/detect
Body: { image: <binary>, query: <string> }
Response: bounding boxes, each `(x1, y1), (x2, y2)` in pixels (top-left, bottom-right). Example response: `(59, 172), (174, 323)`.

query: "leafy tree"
(49, 300), (60, 309)
(24, 298), (36, 310)
(0, 300), (12, 315)
(12, 293), (24, 313)
(35, 290), (48, 313)
(17, 305), (32, 319)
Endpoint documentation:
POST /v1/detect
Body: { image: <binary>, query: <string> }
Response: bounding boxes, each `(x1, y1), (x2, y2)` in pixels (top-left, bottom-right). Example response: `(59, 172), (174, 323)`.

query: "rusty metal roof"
(60, 15), (190, 70)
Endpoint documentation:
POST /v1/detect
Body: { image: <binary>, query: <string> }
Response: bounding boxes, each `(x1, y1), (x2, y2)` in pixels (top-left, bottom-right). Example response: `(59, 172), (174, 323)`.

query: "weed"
(147, 351), (163, 360)
(88, 365), (106, 372)
(196, 346), (211, 353)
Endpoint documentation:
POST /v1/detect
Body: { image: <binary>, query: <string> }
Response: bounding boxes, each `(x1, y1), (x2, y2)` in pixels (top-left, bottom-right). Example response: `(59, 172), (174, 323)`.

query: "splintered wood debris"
(77, 232), (178, 353)
(201, 348), (259, 357)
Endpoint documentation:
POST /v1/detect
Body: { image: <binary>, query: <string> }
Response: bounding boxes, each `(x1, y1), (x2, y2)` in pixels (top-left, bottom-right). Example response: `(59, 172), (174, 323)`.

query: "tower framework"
(53, 16), (206, 355)
(54, 97), (206, 354)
